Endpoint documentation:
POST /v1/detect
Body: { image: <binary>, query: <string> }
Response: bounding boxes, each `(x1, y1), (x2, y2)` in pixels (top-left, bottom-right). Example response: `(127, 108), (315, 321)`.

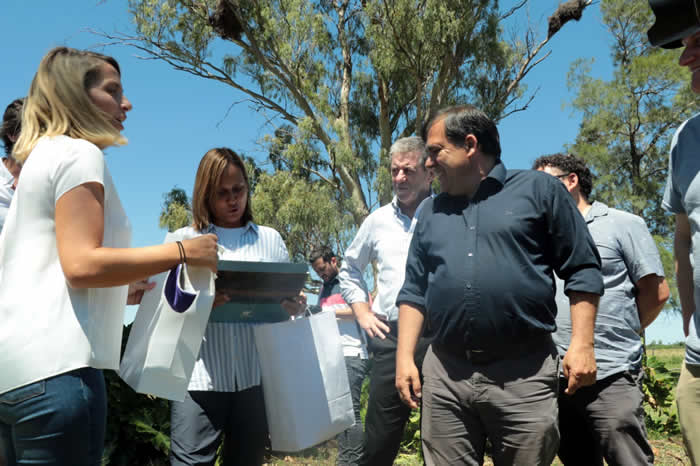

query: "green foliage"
(567, 0), (694, 239)
(567, 0), (695, 313)
(103, 325), (171, 466)
(251, 170), (355, 261)
(121, 0), (577, 255)
(643, 355), (680, 436)
(159, 187), (192, 232)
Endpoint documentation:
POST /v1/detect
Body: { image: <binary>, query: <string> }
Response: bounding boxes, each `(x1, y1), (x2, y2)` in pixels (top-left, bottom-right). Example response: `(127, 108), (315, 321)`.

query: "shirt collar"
(0, 159), (14, 187)
(391, 195), (413, 221)
(585, 201), (609, 222)
(486, 160), (507, 185)
(205, 221), (258, 235)
(470, 160), (506, 201)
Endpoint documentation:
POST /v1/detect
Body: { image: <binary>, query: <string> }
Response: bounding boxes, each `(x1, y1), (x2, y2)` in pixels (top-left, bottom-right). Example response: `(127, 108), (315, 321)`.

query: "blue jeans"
(0, 367), (106, 466)
(336, 356), (370, 466)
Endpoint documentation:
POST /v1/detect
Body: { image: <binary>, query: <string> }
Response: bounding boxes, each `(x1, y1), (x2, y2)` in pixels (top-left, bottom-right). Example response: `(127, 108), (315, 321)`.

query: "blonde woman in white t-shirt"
(0, 47), (218, 466)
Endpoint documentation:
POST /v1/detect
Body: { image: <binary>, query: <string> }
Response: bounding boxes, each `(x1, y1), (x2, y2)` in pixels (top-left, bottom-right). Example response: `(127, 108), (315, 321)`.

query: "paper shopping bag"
(119, 261), (214, 401)
(254, 311), (354, 452)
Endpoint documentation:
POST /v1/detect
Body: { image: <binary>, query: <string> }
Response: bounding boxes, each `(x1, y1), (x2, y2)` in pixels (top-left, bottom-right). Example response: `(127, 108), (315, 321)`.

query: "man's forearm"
(675, 214), (695, 336)
(350, 301), (373, 320)
(568, 291), (599, 348)
(397, 303), (424, 360)
(335, 306), (357, 320)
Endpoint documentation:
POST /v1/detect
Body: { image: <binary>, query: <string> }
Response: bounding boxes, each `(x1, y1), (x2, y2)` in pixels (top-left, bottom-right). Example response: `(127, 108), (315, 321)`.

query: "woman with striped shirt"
(169, 147), (303, 466)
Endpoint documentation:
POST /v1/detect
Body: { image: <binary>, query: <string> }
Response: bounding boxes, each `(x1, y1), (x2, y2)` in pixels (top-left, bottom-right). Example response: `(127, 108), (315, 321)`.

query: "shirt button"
(466, 282), (472, 289)
(467, 252), (473, 257)
(469, 226), (475, 230)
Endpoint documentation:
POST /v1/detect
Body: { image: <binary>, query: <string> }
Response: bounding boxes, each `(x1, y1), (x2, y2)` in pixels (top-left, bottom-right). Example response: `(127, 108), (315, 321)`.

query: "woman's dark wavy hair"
(1, 98), (25, 157)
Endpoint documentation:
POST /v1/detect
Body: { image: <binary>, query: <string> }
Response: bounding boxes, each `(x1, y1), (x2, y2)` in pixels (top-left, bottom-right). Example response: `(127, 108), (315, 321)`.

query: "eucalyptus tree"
(110, 0), (590, 258)
(567, 0), (695, 306)
(567, 0), (694, 238)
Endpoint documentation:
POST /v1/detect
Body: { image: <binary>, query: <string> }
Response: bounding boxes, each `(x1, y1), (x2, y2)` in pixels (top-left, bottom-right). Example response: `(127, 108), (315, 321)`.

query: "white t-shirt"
(0, 135), (131, 394)
(0, 159), (15, 232)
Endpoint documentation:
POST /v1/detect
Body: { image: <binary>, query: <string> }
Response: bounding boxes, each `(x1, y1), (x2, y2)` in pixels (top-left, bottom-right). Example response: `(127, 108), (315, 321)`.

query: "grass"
(267, 437), (691, 465)
(648, 345), (685, 374)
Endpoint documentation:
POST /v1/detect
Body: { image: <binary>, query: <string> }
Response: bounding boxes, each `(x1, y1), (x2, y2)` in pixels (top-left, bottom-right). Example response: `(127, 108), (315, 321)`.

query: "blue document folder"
(209, 260), (308, 323)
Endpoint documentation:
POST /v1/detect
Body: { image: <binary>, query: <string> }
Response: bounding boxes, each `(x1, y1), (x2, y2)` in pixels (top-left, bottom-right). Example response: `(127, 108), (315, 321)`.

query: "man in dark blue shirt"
(395, 105), (604, 465)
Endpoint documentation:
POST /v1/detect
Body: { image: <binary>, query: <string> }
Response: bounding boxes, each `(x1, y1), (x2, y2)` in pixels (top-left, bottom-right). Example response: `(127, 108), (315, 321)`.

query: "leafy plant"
(103, 325), (172, 466)
(643, 355), (680, 436)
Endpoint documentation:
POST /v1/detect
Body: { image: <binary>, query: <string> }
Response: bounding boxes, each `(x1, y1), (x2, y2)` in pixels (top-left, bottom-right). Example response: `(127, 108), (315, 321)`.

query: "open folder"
(209, 260), (309, 323)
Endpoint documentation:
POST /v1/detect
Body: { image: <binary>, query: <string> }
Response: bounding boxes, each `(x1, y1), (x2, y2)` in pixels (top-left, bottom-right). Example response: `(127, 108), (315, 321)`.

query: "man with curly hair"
(534, 153), (669, 466)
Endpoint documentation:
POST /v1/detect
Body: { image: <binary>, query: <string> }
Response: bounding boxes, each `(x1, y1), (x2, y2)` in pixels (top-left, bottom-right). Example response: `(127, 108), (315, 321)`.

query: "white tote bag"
(119, 259), (215, 401)
(254, 311), (355, 452)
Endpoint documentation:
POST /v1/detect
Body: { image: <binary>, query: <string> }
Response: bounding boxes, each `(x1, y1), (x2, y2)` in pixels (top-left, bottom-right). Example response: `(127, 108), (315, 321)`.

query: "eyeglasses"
(554, 173), (571, 180)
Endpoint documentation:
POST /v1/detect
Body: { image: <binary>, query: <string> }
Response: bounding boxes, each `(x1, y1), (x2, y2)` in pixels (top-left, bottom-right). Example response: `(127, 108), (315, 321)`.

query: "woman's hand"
(127, 279), (156, 305)
(212, 290), (231, 309)
(281, 291), (307, 317)
(181, 234), (219, 272)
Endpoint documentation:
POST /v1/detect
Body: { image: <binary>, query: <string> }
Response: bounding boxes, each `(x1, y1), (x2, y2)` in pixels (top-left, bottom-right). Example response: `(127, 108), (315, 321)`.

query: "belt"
(433, 334), (553, 365)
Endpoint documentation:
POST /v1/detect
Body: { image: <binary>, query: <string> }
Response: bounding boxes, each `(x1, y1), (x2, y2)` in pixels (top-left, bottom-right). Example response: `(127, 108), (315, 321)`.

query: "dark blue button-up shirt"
(397, 161), (603, 350)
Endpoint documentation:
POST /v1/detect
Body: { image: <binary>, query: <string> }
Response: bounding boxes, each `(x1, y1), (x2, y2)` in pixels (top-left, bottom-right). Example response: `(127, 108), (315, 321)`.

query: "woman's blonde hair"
(12, 47), (127, 162)
(192, 147), (253, 231)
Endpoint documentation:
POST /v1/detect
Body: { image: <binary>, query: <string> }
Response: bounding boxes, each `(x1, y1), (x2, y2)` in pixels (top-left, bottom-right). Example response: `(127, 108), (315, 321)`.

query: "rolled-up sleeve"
(662, 126), (685, 214)
(339, 216), (374, 305)
(396, 207), (428, 313)
(547, 182), (604, 296)
(620, 215), (665, 283)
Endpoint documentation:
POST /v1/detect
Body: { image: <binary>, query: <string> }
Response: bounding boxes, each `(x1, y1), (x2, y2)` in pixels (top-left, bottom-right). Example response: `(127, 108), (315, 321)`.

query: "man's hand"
(395, 303), (425, 409)
(562, 342), (596, 395)
(355, 306), (390, 339)
(127, 279), (156, 305)
(565, 291), (599, 395)
(396, 355), (421, 410)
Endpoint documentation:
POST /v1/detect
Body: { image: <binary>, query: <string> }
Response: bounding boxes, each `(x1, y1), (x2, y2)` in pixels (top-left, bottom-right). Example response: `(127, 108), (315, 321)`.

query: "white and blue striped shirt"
(169, 223), (290, 392)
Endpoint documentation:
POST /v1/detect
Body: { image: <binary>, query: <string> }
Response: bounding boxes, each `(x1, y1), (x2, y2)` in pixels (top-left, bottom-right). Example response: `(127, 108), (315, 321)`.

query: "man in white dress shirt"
(338, 136), (433, 466)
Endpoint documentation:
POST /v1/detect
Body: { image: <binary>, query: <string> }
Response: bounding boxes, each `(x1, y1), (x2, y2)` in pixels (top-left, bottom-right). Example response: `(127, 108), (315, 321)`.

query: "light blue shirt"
(553, 201), (664, 379)
(170, 223), (290, 392)
(339, 197), (426, 322)
(663, 113), (700, 365)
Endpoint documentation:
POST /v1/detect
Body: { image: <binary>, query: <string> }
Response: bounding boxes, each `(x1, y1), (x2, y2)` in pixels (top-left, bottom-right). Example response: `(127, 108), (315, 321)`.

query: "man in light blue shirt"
(338, 136), (432, 466)
(649, 0), (700, 461)
(535, 153), (669, 466)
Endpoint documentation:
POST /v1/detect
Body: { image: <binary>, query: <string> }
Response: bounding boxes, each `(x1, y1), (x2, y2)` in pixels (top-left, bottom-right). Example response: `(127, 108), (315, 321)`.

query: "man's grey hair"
(390, 136), (425, 157)
(389, 136), (426, 163)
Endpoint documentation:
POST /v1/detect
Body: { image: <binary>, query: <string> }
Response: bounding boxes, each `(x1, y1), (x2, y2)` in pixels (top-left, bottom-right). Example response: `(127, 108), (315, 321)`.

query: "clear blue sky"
(1, 0), (685, 343)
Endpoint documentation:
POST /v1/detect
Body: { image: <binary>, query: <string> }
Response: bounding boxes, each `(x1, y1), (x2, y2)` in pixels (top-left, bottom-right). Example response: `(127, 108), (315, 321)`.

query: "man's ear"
(465, 134), (478, 154)
(330, 256), (338, 267)
(569, 172), (580, 189)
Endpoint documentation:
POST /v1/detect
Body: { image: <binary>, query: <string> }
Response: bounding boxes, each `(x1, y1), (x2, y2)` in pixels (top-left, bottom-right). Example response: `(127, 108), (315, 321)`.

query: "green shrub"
(643, 355), (680, 436)
(103, 325), (171, 466)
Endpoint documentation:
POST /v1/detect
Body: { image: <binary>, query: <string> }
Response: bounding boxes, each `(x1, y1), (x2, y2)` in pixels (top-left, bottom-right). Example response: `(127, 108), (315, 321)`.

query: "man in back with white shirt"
(338, 136), (433, 465)
(308, 245), (369, 466)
